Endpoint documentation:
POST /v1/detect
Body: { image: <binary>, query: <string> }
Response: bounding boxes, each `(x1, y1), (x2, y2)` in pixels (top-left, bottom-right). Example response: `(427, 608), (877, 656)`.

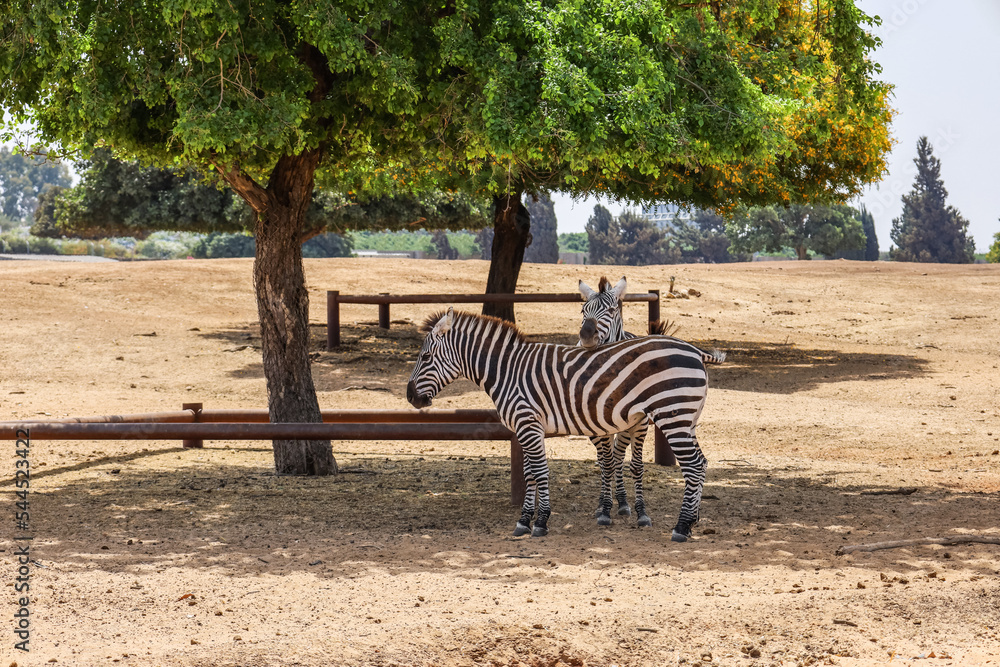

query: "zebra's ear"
(431, 307), (454, 337)
(579, 280), (597, 300)
(613, 276), (627, 300)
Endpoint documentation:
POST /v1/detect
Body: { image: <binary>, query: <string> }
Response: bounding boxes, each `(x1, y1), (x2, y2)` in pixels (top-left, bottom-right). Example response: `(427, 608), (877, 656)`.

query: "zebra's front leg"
(514, 482), (537, 537)
(514, 424), (551, 537)
(591, 435), (615, 525)
(621, 424), (651, 527)
(666, 434), (707, 542)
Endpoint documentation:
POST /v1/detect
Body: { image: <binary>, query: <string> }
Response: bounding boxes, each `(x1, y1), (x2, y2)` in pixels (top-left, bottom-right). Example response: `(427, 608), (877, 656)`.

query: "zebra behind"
(406, 307), (712, 542)
(577, 275), (725, 530)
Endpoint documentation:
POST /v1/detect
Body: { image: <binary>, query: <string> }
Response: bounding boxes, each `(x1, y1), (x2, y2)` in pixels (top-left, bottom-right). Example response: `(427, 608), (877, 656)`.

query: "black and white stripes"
(577, 276), (724, 528)
(407, 306), (714, 542)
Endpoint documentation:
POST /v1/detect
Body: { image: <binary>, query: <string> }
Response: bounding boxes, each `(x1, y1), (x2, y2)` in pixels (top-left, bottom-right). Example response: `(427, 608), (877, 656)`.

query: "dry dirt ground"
(2, 257), (999, 667)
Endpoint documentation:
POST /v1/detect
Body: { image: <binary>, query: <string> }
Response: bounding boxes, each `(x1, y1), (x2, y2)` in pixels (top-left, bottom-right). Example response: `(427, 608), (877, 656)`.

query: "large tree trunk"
(483, 191), (531, 323)
(218, 152), (336, 476)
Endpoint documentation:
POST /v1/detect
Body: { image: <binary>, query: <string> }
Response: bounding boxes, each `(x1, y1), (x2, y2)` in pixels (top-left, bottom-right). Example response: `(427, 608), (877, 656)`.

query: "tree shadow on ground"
(198, 325), (931, 398)
(30, 449), (999, 582)
(681, 339), (930, 394)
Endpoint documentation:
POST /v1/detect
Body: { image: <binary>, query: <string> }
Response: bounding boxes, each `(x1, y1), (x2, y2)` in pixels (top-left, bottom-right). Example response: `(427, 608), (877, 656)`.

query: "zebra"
(406, 307), (713, 542)
(578, 275), (725, 529)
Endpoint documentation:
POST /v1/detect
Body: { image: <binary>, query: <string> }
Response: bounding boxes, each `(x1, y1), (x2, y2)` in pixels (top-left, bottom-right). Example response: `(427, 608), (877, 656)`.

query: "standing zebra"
(406, 307), (713, 542)
(578, 276), (725, 530)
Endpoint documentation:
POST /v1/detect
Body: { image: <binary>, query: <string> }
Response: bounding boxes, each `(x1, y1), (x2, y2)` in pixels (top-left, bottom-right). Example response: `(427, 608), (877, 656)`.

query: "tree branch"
(836, 535), (1000, 555)
(212, 160), (269, 213)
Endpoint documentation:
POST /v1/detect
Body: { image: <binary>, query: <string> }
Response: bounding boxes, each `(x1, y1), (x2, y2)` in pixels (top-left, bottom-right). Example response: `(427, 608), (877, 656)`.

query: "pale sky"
(555, 1), (1000, 252)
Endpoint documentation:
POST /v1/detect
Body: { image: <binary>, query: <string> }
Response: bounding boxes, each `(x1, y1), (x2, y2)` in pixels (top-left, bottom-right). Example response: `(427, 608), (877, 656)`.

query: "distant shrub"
(987, 232), (1000, 264)
(191, 233), (255, 258)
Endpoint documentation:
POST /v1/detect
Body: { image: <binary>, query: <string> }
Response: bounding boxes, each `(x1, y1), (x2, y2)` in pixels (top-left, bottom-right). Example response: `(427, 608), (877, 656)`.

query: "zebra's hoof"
(513, 522), (531, 537)
(593, 507), (605, 519)
(597, 513), (612, 526)
(531, 525), (548, 537)
(618, 504), (632, 517)
(671, 521), (693, 542)
(637, 514), (652, 527)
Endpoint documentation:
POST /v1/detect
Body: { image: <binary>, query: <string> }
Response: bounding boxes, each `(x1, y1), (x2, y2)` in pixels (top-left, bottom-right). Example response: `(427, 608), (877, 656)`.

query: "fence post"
(182, 403), (203, 449)
(327, 290), (340, 349)
(648, 289), (660, 334)
(378, 293), (391, 330)
(510, 435), (526, 507)
(653, 426), (675, 466)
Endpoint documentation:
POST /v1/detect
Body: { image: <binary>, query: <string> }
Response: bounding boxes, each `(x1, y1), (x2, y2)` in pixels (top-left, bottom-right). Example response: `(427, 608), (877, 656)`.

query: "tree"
(189, 232), (353, 259)
(0, 146), (71, 221)
(890, 137), (975, 263)
(986, 230), (1000, 264)
(726, 204), (865, 260)
(861, 205), (880, 261)
(1, 1), (893, 475)
(586, 205), (621, 265)
(431, 230), (458, 260)
(587, 206), (672, 265)
(373, 2), (894, 320)
(667, 208), (749, 263)
(33, 150), (487, 242)
(826, 205), (878, 260)
(476, 227), (494, 261)
(523, 193), (558, 264)
(558, 233), (588, 254)
(31, 149), (246, 239)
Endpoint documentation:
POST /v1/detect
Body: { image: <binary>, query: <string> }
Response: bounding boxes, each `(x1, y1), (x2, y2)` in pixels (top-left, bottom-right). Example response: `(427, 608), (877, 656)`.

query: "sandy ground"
(1, 257), (999, 667)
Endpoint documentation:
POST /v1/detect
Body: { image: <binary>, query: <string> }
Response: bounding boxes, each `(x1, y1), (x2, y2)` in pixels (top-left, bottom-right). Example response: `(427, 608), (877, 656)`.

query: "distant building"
(352, 250), (427, 259)
(642, 203), (693, 230)
(558, 251), (589, 265)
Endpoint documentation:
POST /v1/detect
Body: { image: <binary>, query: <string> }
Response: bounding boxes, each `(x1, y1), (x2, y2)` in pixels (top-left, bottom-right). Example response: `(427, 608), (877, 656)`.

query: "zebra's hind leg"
(591, 435), (615, 525)
(665, 434), (707, 542)
(612, 433), (631, 517)
(621, 423), (651, 526)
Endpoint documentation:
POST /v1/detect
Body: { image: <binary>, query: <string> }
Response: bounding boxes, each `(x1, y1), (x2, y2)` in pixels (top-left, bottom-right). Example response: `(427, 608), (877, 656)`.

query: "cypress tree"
(585, 205), (620, 265)
(523, 193), (559, 263)
(890, 137), (974, 263)
(860, 205), (880, 260)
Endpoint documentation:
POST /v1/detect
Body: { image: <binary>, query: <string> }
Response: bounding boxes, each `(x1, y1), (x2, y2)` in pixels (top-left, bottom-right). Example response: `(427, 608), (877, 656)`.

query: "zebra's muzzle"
(579, 318), (599, 348)
(406, 380), (432, 409)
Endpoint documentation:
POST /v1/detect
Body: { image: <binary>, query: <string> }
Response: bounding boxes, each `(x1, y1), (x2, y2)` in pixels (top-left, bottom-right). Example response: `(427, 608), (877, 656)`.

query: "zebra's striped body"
(578, 276), (724, 529)
(407, 307), (711, 541)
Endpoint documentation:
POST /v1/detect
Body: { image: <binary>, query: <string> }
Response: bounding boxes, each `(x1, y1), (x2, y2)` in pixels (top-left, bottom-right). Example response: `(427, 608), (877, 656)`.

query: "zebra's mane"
(418, 309), (529, 343)
(598, 276), (611, 292)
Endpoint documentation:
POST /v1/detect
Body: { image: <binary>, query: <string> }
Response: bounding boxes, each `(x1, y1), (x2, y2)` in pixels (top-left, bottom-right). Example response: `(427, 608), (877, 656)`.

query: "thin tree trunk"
(483, 191), (531, 323)
(216, 152), (336, 476)
(796, 244), (810, 260)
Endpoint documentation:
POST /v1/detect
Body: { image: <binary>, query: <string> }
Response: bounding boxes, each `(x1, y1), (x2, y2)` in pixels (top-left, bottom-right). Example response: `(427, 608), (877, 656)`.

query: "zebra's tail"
(701, 348), (726, 365)
(650, 319), (680, 337)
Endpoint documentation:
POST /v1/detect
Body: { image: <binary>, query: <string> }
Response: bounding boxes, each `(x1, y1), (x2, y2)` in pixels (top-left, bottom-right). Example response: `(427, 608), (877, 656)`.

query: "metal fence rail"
(326, 290), (661, 348)
(3, 402), (676, 506)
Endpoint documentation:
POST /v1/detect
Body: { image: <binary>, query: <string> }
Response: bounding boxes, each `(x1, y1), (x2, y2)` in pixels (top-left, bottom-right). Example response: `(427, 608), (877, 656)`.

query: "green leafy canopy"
(2, 1), (893, 210)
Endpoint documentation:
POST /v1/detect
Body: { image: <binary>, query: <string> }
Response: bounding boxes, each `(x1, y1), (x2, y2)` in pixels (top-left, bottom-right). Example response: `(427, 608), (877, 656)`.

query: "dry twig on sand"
(837, 535), (1000, 555)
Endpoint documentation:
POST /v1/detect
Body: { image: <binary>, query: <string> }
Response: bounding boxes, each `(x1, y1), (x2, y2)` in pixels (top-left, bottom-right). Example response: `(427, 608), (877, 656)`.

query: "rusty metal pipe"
(0, 422), (515, 440)
(333, 292), (656, 304)
(0, 411), (197, 425)
(0, 408), (506, 426)
(327, 290), (341, 349)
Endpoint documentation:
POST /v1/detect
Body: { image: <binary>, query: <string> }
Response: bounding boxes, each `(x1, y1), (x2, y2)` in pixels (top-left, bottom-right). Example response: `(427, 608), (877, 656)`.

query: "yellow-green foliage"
(987, 232), (1000, 263)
